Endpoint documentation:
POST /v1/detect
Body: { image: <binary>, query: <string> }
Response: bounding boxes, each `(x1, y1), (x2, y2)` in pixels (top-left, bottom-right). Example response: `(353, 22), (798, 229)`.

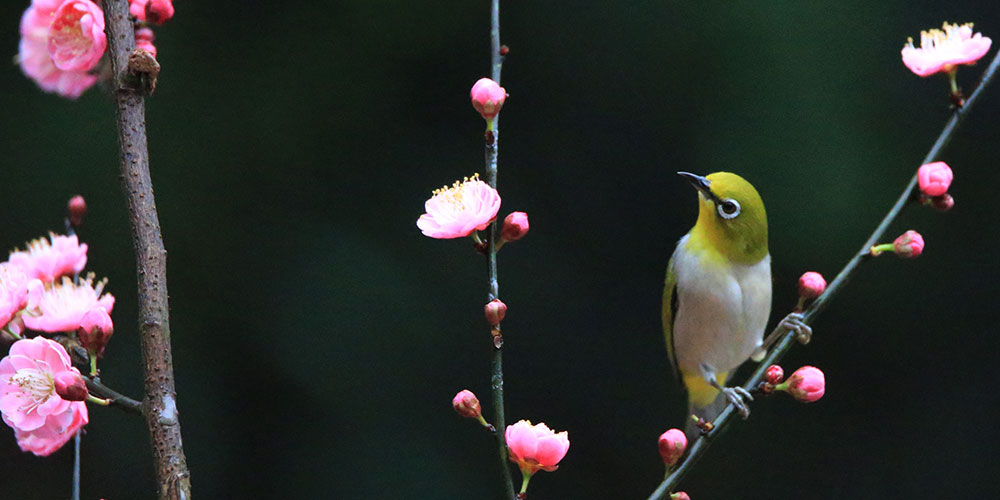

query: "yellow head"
(679, 171), (768, 264)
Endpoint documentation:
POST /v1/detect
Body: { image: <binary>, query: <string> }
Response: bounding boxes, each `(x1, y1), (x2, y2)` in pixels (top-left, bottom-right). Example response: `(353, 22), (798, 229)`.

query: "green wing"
(662, 255), (681, 382)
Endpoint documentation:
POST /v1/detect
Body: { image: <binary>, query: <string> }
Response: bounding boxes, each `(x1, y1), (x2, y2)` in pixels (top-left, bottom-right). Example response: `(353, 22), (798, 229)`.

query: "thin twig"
(485, 1), (515, 499)
(86, 378), (143, 414)
(647, 50), (1000, 500)
(101, 2), (192, 499)
(72, 430), (80, 500)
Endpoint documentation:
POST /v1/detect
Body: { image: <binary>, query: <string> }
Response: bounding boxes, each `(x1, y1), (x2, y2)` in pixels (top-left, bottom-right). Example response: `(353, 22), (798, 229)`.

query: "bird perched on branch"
(663, 172), (808, 439)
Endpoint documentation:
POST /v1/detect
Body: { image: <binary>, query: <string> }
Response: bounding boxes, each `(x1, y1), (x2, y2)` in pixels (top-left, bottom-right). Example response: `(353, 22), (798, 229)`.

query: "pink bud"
(485, 299), (507, 326)
(67, 195), (87, 228)
(658, 428), (687, 466)
(893, 230), (925, 258)
(670, 493), (691, 500)
(145, 0), (175, 24)
(764, 364), (784, 384)
(931, 193), (954, 212)
(500, 212), (530, 242)
(470, 78), (507, 120)
(78, 307), (114, 356)
(452, 389), (482, 419)
(779, 366), (825, 403)
(917, 161), (953, 197)
(797, 272), (826, 299)
(54, 371), (88, 402)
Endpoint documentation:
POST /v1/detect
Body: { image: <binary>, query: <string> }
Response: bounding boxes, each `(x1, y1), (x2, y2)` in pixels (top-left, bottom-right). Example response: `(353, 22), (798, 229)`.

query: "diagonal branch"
(647, 50), (1000, 500)
(101, 2), (192, 499)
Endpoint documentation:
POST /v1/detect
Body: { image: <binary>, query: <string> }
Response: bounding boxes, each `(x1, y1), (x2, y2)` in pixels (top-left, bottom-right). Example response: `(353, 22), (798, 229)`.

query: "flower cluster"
(0, 214), (115, 456)
(18, 0), (176, 98)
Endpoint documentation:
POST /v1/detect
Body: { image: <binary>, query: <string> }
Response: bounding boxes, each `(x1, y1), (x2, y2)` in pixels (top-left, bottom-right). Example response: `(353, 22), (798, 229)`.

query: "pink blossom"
(23, 275), (114, 333)
(130, 0), (175, 24)
(484, 299), (507, 326)
(18, 1), (100, 98)
(893, 230), (925, 258)
(505, 420), (570, 475)
(0, 337), (85, 435)
(47, 0), (106, 72)
(902, 22), (992, 77)
(917, 162), (953, 197)
(797, 272), (826, 299)
(8, 233), (88, 283)
(764, 364), (784, 384)
(452, 389), (482, 419)
(658, 428), (687, 466)
(0, 264), (31, 329)
(53, 371), (88, 402)
(778, 366), (825, 403)
(470, 78), (507, 120)
(9, 399), (87, 456)
(417, 174), (501, 239)
(500, 212), (530, 242)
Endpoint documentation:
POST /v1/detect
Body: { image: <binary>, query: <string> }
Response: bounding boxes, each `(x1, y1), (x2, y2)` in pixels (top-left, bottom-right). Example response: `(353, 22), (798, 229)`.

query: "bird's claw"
(779, 312), (813, 345)
(722, 386), (753, 419)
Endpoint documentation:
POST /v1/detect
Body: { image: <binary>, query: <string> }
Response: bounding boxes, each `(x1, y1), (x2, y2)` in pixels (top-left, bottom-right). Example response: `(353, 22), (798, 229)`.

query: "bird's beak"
(677, 172), (714, 199)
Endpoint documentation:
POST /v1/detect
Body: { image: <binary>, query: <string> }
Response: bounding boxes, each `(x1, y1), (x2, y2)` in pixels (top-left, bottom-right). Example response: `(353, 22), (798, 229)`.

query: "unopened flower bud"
(145, 0), (175, 24)
(658, 428), (687, 466)
(764, 364), (784, 384)
(452, 389), (482, 419)
(135, 27), (157, 58)
(893, 230), (925, 258)
(485, 299), (507, 326)
(797, 272), (826, 299)
(67, 195), (86, 228)
(78, 307), (114, 357)
(470, 78), (507, 121)
(500, 212), (530, 243)
(54, 371), (88, 402)
(931, 193), (954, 212)
(670, 493), (691, 500)
(917, 161), (953, 197)
(776, 366), (825, 403)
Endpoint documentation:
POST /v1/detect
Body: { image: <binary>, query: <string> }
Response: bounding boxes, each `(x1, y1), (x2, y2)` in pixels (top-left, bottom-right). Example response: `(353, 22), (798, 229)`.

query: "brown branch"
(86, 378), (143, 414)
(101, 2), (192, 499)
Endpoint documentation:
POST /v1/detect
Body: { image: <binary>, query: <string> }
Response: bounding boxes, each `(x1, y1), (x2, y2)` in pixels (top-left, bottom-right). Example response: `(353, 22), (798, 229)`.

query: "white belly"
(671, 235), (772, 376)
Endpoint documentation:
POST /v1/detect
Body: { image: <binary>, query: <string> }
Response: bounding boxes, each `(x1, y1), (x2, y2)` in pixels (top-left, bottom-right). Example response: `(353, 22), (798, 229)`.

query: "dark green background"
(2, 1), (999, 499)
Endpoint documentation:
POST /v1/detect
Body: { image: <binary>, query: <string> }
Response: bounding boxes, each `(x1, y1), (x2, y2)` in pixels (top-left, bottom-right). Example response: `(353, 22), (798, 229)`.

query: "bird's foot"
(779, 312), (813, 345)
(722, 386), (754, 419)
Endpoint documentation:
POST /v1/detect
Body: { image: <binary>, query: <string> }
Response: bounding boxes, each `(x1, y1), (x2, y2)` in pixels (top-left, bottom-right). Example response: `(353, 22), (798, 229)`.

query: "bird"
(663, 171), (808, 438)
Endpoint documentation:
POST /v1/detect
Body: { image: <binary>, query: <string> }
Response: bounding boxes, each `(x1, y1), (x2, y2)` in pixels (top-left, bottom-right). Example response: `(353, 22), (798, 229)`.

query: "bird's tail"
(681, 370), (730, 442)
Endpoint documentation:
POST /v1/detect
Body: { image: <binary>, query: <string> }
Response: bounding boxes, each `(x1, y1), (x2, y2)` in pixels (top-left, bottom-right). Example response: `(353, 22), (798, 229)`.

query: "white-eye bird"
(663, 172), (808, 437)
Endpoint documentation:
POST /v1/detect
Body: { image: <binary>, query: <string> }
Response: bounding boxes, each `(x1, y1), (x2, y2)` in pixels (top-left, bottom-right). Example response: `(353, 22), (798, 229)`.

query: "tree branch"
(647, 50), (1000, 500)
(101, 2), (192, 499)
(485, 1), (515, 499)
(86, 378), (143, 414)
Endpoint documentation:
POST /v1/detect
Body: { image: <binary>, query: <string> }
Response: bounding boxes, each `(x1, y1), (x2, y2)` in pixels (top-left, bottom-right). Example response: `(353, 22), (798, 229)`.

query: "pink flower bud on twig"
(776, 366), (825, 403)
(893, 230), (925, 258)
(658, 428), (687, 466)
(670, 493), (691, 500)
(506, 420), (570, 477)
(67, 195), (87, 228)
(135, 27), (157, 58)
(500, 212), (530, 243)
(54, 371), (88, 402)
(452, 389), (482, 419)
(470, 78), (507, 121)
(797, 272), (826, 300)
(764, 364), (784, 385)
(917, 162), (953, 197)
(485, 299), (507, 326)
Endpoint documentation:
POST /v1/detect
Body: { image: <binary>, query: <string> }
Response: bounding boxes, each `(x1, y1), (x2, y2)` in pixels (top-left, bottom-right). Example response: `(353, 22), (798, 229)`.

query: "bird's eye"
(717, 199), (741, 219)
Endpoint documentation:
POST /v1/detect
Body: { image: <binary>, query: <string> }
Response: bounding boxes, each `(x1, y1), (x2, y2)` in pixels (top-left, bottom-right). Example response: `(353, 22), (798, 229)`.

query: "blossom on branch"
(23, 274), (114, 333)
(47, 0), (106, 72)
(18, 0), (102, 98)
(658, 428), (687, 466)
(470, 78), (507, 121)
(797, 272), (826, 300)
(500, 212), (530, 243)
(0, 264), (31, 329)
(505, 420), (570, 475)
(417, 174), (501, 239)
(902, 22), (992, 77)
(0, 337), (89, 456)
(917, 162), (953, 197)
(776, 366), (825, 403)
(8, 233), (88, 283)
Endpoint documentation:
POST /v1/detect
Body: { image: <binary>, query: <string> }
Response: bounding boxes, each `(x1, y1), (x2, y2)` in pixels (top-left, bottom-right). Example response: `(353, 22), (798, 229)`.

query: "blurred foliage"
(2, 1), (1000, 499)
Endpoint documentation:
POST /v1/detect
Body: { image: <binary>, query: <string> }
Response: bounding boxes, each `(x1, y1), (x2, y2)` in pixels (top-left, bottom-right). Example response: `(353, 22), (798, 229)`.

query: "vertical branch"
(101, 2), (192, 499)
(646, 49), (1000, 500)
(486, 1), (515, 499)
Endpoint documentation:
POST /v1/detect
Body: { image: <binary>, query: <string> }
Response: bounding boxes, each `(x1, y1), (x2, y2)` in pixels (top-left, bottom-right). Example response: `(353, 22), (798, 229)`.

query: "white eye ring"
(717, 199), (741, 219)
